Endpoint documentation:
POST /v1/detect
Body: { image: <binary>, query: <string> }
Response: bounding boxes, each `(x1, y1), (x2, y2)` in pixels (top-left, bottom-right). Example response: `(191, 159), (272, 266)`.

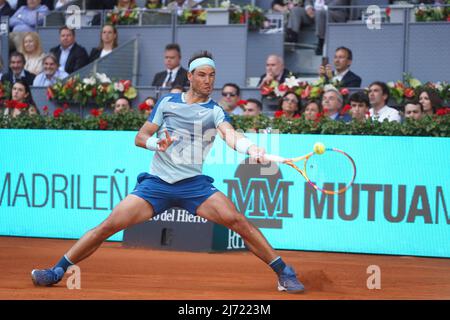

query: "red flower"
(47, 87), (54, 100)
(436, 108), (449, 116)
(447, 15), (450, 22)
(301, 85), (311, 99)
(340, 88), (350, 96)
(341, 104), (351, 115)
(237, 99), (247, 106)
(43, 106), (49, 112)
(404, 88), (415, 98)
(92, 87), (97, 98)
(5, 100), (16, 108)
(260, 85), (273, 96)
(99, 119), (108, 130)
(120, 80), (131, 91)
(15, 102), (28, 109)
(90, 108), (101, 117)
(385, 7), (391, 17)
(138, 102), (150, 111)
(239, 14), (245, 24)
(62, 103), (70, 110)
(53, 107), (64, 118)
(278, 84), (288, 93)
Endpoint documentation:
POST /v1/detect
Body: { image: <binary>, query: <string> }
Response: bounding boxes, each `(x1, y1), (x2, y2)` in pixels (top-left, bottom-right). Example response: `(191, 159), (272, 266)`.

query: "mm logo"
(224, 159), (293, 229)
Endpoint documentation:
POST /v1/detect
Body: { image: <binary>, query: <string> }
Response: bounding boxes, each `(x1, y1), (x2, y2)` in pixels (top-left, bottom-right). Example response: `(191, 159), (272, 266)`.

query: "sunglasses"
(222, 92), (237, 97)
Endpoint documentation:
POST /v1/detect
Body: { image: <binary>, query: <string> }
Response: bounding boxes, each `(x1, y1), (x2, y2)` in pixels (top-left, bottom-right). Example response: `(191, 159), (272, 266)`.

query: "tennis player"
(31, 51), (305, 293)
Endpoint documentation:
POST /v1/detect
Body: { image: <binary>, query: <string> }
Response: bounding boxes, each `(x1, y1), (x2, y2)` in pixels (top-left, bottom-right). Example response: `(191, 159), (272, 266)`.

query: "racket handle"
(263, 154), (287, 163)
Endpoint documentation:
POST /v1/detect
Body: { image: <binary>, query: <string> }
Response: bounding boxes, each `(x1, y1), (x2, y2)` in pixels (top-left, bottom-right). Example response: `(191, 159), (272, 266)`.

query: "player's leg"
(31, 195), (154, 286)
(196, 192), (304, 293)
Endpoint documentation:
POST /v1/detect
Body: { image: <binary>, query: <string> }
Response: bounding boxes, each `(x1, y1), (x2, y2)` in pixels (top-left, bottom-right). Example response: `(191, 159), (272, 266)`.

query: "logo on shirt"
(198, 110), (209, 117)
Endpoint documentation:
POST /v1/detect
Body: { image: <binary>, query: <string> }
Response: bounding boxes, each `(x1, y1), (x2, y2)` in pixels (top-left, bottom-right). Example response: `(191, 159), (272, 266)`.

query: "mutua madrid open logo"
(224, 158), (293, 229)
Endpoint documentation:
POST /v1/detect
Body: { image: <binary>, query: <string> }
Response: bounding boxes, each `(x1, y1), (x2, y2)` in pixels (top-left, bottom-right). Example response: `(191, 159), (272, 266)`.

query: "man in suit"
(151, 43), (189, 88)
(1, 51), (35, 86)
(257, 54), (291, 88)
(50, 26), (89, 75)
(286, 0), (349, 55)
(322, 87), (351, 122)
(319, 47), (362, 88)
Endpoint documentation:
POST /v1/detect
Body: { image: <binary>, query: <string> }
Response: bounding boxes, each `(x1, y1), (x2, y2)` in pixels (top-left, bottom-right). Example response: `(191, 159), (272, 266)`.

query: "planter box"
(206, 8), (229, 26)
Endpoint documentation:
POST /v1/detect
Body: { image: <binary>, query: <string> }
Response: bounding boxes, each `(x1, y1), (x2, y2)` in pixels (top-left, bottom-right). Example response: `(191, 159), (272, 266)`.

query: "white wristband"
(235, 137), (255, 154)
(145, 136), (160, 151)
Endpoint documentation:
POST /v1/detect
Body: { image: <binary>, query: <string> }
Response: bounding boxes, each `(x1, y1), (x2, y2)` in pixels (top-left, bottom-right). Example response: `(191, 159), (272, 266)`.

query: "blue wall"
(0, 130), (449, 257)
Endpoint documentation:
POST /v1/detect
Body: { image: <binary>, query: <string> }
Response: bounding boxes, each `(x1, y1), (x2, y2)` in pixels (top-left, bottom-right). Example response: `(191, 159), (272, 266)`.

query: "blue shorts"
(130, 172), (219, 216)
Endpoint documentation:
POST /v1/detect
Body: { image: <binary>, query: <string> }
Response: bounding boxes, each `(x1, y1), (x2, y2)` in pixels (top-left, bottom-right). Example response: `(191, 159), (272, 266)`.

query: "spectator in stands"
(258, 55), (290, 88)
(1, 51), (35, 85)
(50, 26), (89, 75)
(368, 81), (401, 122)
(302, 99), (322, 121)
(116, 0), (137, 9)
(33, 53), (68, 86)
(272, 0), (299, 14)
(170, 84), (185, 93)
(349, 91), (369, 122)
(243, 98), (263, 117)
(152, 43), (189, 88)
(219, 83), (243, 115)
(403, 100), (424, 121)
(167, 0), (201, 16)
(286, 0), (349, 55)
(55, 0), (78, 10)
(275, 92), (301, 119)
(319, 47), (362, 88)
(322, 86), (351, 122)
(18, 32), (45, 75)
(9, 0), (49, 32)
(418, 87), (443, 116)
(0, 0), (14, 17)
(3, 79), (37, 117)
(114, 97), (131, 114)
(89, 24), (118, 63)
(16, 0), (53, 10)
(146, 0), (162, 9)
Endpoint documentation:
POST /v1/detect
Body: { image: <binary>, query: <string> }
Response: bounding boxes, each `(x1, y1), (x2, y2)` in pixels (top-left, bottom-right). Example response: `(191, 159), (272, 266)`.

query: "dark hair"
(349, 91), (370, 107)
(279, 92), (301, 115)
(404, 99), (423, 112)
(170, 84), (185, 92)
(335, 46), (353, 60)
(369, 81), (390, 103)
(12, 79), (36, 107)
(417, 87), (442, 114)
(145, 96), (157, 104)
(246, 98), (262, 111)
(10, 51), (26, 64)
(222, 83), (240, 96)
(188, 50), (213, 72)
(59, 25), (75, 36)
(303, 99), (323, 113)
(165, 43), (181, 55)
(115, 97), (131, 106)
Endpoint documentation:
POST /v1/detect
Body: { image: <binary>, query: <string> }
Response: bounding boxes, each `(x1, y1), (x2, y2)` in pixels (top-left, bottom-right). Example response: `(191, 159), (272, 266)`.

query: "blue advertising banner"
(0, 130), (449, 257)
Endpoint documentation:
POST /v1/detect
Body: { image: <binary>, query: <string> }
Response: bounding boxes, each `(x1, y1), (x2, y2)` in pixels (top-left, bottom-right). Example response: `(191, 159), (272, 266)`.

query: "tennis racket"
(263, 145), (356, 195)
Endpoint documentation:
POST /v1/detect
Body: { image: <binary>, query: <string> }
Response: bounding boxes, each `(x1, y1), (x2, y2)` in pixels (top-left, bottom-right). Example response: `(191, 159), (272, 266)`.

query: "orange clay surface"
(1, 236), (449, 300)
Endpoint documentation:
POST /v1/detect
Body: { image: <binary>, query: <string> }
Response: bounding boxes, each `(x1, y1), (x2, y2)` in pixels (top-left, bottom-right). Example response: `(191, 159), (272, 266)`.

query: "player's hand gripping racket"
(263, 143), (356, 195)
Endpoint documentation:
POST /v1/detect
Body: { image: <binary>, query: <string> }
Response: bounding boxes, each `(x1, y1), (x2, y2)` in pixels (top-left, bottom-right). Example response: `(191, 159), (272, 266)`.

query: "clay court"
(1, 236), (449, 300)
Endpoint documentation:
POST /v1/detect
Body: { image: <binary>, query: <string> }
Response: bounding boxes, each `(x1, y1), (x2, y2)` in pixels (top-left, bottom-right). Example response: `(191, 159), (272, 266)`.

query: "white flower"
(274, 85), (285, 97)
(435, 82), (443, 92)
(323, 84), (338, 92)
(114, 82), (125, 92)
(96, 73), (111, 84)
(387, 81), (395, 88)
(220, 0), (231, 9)
(284, 76), (299, 89)
(83, 77), (96, 86)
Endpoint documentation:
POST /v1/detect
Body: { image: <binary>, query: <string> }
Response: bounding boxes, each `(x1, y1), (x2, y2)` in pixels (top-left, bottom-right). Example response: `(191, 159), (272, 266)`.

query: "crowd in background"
(0, 0), (448, 123)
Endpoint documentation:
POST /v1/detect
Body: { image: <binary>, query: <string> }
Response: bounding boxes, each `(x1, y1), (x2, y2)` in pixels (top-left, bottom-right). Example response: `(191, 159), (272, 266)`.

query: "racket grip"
(263, 154), (287, 163)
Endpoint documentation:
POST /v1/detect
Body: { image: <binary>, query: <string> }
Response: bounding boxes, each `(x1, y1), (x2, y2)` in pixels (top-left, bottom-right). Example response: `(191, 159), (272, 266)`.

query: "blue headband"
(188, 57), (216, 72)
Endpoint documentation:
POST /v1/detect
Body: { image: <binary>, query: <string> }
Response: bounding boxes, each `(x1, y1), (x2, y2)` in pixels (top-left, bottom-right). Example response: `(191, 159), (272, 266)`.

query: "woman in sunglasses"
(274, 92), (301, 119)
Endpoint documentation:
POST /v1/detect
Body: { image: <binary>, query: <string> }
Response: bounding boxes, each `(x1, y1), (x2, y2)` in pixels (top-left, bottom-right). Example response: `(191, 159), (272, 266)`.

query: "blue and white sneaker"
(277, 265), (305, 293)
(31, 267), (65, 286)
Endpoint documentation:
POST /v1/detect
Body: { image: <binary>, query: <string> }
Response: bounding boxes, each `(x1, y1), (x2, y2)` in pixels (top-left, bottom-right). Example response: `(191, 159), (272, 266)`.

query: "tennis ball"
(313, 142), (326, 155)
